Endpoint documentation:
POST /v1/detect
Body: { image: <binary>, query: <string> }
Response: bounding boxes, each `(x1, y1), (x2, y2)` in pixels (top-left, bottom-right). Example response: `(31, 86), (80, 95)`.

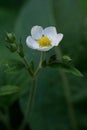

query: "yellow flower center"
(38, 36), (51, 47)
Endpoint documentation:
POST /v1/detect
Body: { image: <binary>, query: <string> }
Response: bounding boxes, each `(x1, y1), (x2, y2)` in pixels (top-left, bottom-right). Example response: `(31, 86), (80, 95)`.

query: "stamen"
(38, 36), (51, 47)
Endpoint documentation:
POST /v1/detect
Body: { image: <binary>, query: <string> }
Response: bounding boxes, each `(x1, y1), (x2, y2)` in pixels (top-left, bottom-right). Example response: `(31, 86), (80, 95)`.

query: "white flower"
(26, 25), (63, 51)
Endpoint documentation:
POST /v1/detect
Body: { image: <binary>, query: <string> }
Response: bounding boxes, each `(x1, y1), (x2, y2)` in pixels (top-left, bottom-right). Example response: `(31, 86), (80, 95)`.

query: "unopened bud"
(17, 43), (24, 57)
(10, 44), (18, 52)
(6, 33), (16, 43)
(62, 55), (72, 63)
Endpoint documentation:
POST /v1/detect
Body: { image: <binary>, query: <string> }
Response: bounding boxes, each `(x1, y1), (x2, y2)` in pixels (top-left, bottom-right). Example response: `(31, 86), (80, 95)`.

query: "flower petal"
(31, 25), (43, 40)
(26, 36), (39, 49)
(54, 33), (63, 46)
(44, 26), (57, 38)
(43, 26), (59, 46)
(36, 46), (54, 51)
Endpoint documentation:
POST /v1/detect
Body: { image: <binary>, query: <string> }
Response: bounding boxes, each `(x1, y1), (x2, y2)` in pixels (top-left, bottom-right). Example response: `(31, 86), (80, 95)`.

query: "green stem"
(19, 78), (37, 130)
(34, 52), (45, 77)
(17, 49), (33, 76)
(19, 52), (45, 130)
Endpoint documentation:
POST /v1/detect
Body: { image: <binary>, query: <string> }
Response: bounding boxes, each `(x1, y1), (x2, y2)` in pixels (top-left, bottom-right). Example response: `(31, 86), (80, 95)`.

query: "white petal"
(26, 36), (39, 49)
(36, 46), (54, 51)
(44, 26), (57, 39)
(31, 25), (43, 40)
(54, 33), (63, 46)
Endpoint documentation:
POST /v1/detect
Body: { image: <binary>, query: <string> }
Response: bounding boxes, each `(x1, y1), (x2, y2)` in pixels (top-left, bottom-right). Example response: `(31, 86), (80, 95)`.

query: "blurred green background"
(0, 0), (87, 130)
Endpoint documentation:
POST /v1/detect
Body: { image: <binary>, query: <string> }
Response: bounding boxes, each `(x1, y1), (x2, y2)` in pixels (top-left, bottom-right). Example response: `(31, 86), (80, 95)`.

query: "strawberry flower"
(26, 25), (63, 51)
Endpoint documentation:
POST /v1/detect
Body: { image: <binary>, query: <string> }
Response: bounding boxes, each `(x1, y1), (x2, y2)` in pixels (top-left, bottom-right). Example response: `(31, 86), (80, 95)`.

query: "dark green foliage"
(1, 59), (25, 73)
(0, 0), (27, 10)
(14, 0), (87, 130)
(0, 85), (21, 96)
(0, 0), (87, 130)
(48, 62), (83, 77)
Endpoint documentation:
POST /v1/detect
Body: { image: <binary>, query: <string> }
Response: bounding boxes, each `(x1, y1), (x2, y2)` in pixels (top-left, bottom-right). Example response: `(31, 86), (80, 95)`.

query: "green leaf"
(0, 85), (20, 96)
(1, 59), (25, 73)
(48, 62), (83, 77)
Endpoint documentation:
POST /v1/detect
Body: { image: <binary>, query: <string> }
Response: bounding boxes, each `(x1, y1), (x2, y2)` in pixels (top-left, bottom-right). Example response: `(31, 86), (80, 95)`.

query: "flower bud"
(17, 43), (25, 57)
(10, 44), (18, 52)
(62, 55), (72, 63)
(6, 33), (16, 43)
